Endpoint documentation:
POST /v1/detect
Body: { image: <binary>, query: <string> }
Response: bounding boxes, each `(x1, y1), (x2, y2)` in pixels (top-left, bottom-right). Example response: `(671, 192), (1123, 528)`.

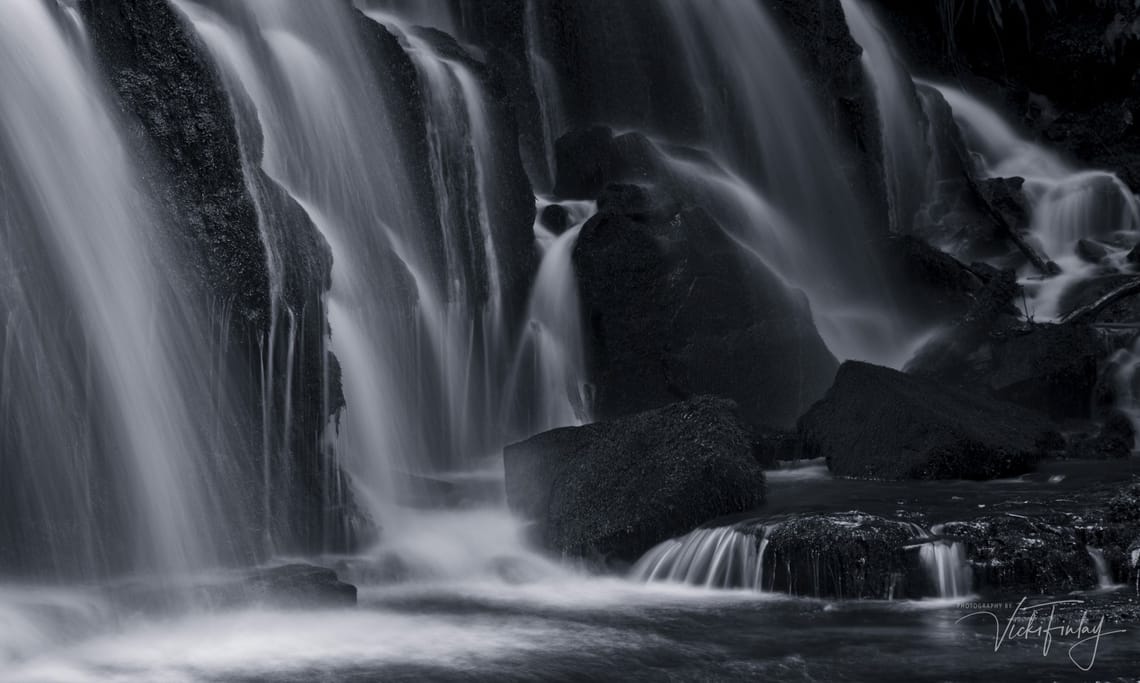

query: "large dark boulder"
(573, 187), (837, 430)
(503, 396), (766, 564)
(800, 361), (1063, 480)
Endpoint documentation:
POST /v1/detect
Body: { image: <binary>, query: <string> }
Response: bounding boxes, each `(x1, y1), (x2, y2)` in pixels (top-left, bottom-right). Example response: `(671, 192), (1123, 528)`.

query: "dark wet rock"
(878, 235), (985, 322)
(760, 513), (915, 599)
(800, 361), (1063, 480)
(905, 265), (1020, 383)
(596, 183), (681, 224)
(1105, 480), (1140, 526)
(539, 203), (571, 235)
(240, 564), (357, 607)
(751, 429), (804, 469)
(976, 177), (1031, 233)
(503, 396), (766, 564)
(1069, 411), (1135, 460)
(1077, 238), (1112, 263)
(942, 514), (1097, 594)
(553, 126), (618, 198)
(989, 323), (1103, 420)
(574, 201), (837, 429)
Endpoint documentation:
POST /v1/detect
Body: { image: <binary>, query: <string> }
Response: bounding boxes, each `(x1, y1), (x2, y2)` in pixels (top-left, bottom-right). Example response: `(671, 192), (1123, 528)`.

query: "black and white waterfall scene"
(4, 0), (1140, 680)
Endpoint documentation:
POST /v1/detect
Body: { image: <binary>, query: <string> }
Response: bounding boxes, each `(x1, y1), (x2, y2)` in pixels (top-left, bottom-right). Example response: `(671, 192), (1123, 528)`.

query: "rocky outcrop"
(572, 183), (838, 430)
(800, 361), (1063, 480)
(942, 515), (1098, 595)
(503, 396), (766, 564)
(80, 0), (348, 554)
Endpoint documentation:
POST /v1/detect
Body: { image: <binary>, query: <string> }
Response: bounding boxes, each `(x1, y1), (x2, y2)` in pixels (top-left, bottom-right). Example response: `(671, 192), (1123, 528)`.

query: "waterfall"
(926, 83), (1140, 318)
(506, 200), (595, 433)
(840, 0), (931, 234)
(1086, 546), (1116, 590)
(913, 525), (972, 599)
(173, 0), (590, 577)
(0, 0), (255, 578)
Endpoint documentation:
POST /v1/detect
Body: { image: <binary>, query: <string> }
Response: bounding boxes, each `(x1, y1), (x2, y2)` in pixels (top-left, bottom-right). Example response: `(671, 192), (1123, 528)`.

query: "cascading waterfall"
(0, 0), (254, 579)
(924, 83), (1140, 319)
(521, 0), (918, 366)
(176, 0), (589, 578)
(1086, 546), (1116, 590)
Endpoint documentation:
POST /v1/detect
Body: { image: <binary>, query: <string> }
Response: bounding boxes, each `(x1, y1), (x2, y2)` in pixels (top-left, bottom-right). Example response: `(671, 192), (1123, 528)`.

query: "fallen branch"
(967, 177), (1060, 277)
(1059, 276), (1140, 324)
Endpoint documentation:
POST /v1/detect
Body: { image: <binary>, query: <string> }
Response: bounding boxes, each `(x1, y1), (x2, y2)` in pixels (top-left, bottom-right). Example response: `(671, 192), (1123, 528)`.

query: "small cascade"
(1086, 546), (1116, 590)
(630, 526), (769, 590)
(633, 518), (975, 600)
(927, 83), (1140, 319)
(912, 525), (973, 599)
(505, 200), (595, 434)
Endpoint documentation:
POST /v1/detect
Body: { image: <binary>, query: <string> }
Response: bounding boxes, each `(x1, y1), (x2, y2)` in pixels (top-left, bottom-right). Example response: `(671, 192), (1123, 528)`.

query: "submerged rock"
(800, 361), (1062, 480)
(503, 396), (766, 564)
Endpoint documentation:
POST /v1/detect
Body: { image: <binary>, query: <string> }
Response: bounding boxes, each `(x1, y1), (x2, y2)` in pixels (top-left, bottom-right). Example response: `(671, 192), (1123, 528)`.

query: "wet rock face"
(503, 396), (766, 565)
(80, 0), (347, 555)
(80, 0), (271, 326)
(942, 515), (1097, 595)
(800, 361), (1063, 480)
(761, 513), (915, 600)
(572, 196), (837, 431)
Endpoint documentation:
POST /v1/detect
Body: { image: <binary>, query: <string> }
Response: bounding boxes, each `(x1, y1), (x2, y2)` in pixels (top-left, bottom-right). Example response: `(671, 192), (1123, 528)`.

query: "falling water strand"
(0, 0), (250, 578)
